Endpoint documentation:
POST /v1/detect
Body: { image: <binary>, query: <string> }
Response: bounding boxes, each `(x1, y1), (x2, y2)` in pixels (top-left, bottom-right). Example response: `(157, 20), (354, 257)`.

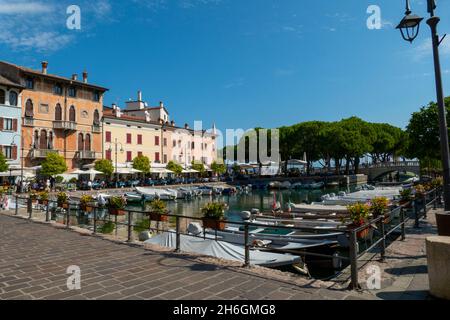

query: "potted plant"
(414, 184), (426, 200)
(107, 196), (126, 216)
(369, 197), (391, 224)
(201, 202), (227, 230)
(347, 203), (371, 240)
(148, 199), (169, 222)
(399, 188), (413, 207)
(99, 221), (116, 234)
(38, 191), (49, 206)
(79, 194), (95, 212)
(57, 192), (69, 209)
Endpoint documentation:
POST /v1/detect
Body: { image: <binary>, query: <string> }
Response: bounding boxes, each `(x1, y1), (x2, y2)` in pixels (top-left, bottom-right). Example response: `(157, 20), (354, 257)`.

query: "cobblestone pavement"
(0, 209), (439, 300)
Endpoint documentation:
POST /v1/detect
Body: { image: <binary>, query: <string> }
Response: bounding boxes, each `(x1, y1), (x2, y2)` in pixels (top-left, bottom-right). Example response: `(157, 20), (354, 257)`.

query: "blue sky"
(1, 0), (450, 132)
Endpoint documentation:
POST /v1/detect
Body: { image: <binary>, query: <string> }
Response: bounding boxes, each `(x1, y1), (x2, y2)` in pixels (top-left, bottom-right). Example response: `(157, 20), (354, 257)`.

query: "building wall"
(0, 85), (22, 167)
(103, 118), (162, 164)
(168, 128), (217, 166)
(21, 78), (104, 170)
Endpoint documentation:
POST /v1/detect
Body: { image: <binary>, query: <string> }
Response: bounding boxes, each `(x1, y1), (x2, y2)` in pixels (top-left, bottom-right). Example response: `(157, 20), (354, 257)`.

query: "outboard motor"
(338, 191), (346, 197)
(251, 208), (260, 216)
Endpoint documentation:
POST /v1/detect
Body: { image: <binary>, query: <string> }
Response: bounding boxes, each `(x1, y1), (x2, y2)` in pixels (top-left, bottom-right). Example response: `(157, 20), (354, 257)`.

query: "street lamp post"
(107, 138), (124, 188)
(11, 134), (24, 193)
(397, 0), (450, 215)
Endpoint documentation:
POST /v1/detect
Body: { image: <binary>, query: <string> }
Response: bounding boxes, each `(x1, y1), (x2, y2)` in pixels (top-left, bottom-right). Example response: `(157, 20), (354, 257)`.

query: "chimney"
(72, 74), (78, 81)
(159, 101), (164, 108)
(171, 120), (175, 126)
(82, 71), (88, 83)
(41, 61), (48, 74)
(184, 123), (189, 129)
(138, 91), (142, 101)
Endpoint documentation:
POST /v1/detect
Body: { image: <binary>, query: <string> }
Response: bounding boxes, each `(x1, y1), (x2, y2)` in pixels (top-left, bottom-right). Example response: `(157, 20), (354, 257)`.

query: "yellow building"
(102, 91), (218, 167)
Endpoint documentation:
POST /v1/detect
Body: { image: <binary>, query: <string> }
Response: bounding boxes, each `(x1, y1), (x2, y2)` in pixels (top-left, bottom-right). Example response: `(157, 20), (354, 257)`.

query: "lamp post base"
(436, 212), (450, 236)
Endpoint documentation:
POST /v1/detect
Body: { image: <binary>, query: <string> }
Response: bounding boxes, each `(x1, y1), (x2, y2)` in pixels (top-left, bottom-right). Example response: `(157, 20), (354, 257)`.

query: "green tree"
(132, 155), (151, 174)
(406, 97), (450, 162)
(40, 153), (68, 177)
(211, 161), (226, 175)
(191, 161), (205, 174)
(166, 161), (183, 175)
(95, 159), (114, 177)
(0, 152), (8, 173)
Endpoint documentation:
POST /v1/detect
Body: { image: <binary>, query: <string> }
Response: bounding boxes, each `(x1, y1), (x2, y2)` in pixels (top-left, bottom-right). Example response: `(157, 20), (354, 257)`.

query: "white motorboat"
(289, 203), (348, 214)
(319, 186), (402, 205)
(301, 181), (325, 189)
(268, 181), (291, 189)
(144, 230), (306, 269)
(135, 187), (177, 201)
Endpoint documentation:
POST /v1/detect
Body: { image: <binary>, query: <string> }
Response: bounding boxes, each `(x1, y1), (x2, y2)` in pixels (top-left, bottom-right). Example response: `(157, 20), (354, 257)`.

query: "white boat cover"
(144, 232), (302, 267)
(291, 203), (348, 213)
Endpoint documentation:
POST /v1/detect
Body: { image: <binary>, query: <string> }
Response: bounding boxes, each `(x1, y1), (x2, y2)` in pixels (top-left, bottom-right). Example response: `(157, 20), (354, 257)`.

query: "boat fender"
(240, 211), (252, 220)
(292, 262), (310, 276)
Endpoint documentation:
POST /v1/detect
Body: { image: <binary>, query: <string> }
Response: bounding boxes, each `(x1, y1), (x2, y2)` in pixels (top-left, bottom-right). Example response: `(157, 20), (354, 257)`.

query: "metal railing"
(31, 149), (60, 158)
(53, 120), (77, 131)
(76, 150), (96, 159)
(12, 187), (441, 290)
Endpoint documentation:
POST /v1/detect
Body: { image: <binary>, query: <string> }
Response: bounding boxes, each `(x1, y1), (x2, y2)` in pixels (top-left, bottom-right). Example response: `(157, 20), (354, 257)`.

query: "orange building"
(0, 61), (108, 171)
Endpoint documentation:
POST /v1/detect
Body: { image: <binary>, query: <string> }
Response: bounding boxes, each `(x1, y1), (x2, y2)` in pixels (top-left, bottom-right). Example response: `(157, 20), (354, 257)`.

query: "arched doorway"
(39, 130), (48, 150)
(25, 99), (34, 117)
(78, 133), (84, 151)
(85, 134), (91, 151)
(69, 106), (76, 122)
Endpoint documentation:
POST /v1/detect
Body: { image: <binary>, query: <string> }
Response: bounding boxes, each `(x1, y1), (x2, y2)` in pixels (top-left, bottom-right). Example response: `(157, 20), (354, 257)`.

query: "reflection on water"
(127, 186), (358, 218)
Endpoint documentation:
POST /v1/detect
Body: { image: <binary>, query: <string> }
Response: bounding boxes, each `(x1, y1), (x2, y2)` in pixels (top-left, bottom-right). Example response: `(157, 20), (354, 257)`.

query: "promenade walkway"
(0, 208), (439, 300)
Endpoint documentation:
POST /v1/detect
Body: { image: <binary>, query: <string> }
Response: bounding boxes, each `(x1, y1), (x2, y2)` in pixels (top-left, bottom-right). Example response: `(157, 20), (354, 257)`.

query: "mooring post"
(379, 218), (386, 262)
(244, 223), (250, 267)
(414, 200), (420, 228)
(127, 211), (133, 242)
(66, 204), (70, 228)
(175, 216), (181, 253)
(93, 207), (97, 234)
(349, 230), (360, 290)
(400, 207), (406, 241)
(27, 198), (32, 219)
(15, 195), (18, 216)
(45, 201), (50, 222)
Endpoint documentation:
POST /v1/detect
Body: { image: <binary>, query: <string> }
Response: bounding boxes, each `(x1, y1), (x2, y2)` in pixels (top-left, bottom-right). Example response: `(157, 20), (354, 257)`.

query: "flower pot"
(80, 204), (94, 213)
(108, 208), (125, 216)
(149, 212), (168, 222)
(349, 223), (371, 240)
(436, 212), (450, 236)
(202, 218), (226, 230)
(59, 202), (69, 209)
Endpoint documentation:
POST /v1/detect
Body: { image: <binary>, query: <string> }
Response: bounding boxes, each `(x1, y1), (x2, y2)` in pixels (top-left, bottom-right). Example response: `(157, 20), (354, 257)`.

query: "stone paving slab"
(0, 208), (440, 300)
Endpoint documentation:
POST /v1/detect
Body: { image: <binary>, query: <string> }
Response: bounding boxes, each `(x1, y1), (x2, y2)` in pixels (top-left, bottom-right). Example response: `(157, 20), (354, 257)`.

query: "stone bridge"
(358, 161), (421, 181)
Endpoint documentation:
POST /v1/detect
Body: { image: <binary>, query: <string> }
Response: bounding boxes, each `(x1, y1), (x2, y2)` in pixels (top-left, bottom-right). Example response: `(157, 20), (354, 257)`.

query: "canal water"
(127, 185), (359, 220)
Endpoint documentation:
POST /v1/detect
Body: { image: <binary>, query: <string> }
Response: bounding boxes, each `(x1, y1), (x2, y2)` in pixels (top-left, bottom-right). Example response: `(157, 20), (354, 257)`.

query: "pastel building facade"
(0, 61), (108, 171)
(0, 75), (23, 169)
(103, 91), (218, 167)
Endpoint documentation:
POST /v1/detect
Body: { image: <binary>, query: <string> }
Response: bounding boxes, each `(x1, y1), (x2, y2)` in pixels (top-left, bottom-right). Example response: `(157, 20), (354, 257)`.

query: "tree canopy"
(191, 161), (205, 174)
(132, 155), (151, 174)
(211, 161), (226, 175)
(40, 153), (68, 177)
(0, 152), (8, 173)
(166, 161), (183, 175)
(94, 159), (114, 177)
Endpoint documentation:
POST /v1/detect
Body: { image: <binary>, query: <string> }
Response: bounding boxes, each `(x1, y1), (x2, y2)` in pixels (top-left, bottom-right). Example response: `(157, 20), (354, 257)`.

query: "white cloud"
(0, 1), (53, 14)
(412, 37), (450, 61)
(224, 78), (244, 89)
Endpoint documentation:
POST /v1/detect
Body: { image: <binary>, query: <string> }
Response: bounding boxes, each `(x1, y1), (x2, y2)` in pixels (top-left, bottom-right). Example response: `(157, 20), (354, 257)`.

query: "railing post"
(27, 198), (32, 219)
(175, 216), (181, 253)
(434, 189), (438, 210)
(66, 204), (70, 228)
(93, 207), (97, 234)
(114, 214), (118, 237)
(349, 230), (360, 290)
(15, 195), (18, 216)
(400, 207), (406, 241)
(414, 200), (419, 228)
(379, 218), (386, 262)
(244, 223), (250, 267)
(45, 201), (50, 222)
(127, 211), (133, 242)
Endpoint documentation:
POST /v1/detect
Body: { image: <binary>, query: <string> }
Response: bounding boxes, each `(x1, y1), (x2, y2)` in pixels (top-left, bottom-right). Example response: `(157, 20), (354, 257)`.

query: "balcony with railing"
(23, 117), (34, 127)
(31, 149), (59, 159)
(92, 124), (101, 133)
(53, 121), (77, 131)
(76, 150), (96, 159)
